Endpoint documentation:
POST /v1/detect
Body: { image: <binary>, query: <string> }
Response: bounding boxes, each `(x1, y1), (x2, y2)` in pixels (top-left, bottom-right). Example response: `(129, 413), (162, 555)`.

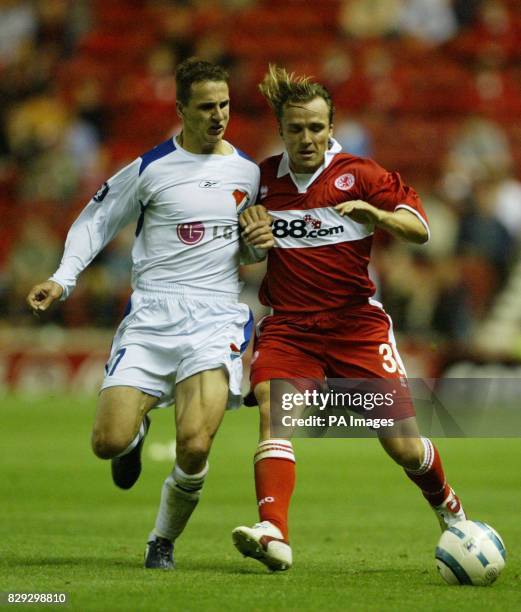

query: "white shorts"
(100, 285), (253, 409)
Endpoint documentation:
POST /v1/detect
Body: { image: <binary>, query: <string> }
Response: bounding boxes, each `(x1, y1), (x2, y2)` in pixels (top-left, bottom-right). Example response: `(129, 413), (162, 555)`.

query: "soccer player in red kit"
(232, 65), (466, 571)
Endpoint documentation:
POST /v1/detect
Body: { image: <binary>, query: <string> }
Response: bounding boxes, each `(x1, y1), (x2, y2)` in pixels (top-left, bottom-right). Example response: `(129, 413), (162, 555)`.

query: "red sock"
(405, 438), (450, 506)
(254, 439), (295, 541)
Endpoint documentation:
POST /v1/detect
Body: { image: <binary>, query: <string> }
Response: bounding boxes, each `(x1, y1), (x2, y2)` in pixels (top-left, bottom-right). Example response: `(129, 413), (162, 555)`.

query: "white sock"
(153, 462), (209, 542)
(114, 420), (147, 458)
(254, 439), (295, 463)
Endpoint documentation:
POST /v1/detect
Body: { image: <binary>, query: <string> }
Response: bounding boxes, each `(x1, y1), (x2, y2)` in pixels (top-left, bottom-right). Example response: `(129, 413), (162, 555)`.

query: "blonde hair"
(259, 64), (334, 124)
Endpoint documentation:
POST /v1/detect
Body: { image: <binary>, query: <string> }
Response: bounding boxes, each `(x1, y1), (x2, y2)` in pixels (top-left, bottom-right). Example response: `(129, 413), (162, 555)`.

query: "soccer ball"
(435, 520), (506, 586)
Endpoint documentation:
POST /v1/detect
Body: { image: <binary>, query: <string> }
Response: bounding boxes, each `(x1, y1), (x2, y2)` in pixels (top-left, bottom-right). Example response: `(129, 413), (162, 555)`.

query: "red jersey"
(258, 143), (429, 313)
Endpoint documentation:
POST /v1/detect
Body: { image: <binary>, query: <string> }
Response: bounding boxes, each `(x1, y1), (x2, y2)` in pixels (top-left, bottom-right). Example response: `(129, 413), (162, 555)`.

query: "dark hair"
(175, 57), (229, 105)
(259, 64), (335, 125)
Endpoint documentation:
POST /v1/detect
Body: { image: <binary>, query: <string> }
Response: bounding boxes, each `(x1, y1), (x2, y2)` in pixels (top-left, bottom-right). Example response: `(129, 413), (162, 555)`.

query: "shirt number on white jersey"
(379, 343), (405, 375)
(107, 348), (127, 376)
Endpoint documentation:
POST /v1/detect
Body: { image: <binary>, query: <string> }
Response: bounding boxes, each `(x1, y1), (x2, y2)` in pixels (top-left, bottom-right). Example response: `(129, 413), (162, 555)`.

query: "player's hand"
(240, 205), (273, 230)
(334, 200), (384, 225)
(242, 219), (275, 249)
(26, 280), (63, 314)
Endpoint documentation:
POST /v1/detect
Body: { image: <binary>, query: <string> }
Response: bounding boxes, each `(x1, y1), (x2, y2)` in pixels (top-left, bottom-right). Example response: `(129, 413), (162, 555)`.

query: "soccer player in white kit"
(26, 58), (273, 570)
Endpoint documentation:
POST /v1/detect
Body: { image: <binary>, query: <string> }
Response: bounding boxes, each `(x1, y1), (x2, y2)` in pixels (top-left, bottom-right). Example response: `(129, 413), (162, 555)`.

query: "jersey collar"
(276, 138), (342, 193)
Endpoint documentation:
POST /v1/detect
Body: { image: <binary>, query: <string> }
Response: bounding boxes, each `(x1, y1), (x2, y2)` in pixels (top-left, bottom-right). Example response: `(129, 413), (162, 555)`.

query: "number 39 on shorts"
(379, 343), (405, 376)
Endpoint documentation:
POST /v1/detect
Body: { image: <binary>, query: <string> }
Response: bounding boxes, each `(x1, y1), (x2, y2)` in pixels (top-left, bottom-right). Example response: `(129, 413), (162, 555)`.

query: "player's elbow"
(413, 228), (429, 244)
(405, 222), (429, 245)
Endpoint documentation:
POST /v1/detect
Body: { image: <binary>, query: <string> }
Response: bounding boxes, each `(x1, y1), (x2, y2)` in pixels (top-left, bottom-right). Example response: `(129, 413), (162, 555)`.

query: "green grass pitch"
(1, 395), (520, 611)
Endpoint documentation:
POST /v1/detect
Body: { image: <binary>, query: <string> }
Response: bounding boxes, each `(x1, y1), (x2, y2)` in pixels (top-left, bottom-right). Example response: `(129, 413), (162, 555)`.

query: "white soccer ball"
(435, 520), (506, 586)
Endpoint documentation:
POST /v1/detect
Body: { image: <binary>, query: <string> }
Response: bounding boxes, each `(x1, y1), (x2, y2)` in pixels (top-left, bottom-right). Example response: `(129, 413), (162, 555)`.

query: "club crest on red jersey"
(334, 173), (355, 191)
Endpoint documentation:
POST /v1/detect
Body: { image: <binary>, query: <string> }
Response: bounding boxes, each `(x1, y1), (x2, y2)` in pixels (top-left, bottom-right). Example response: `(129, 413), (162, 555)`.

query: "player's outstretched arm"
(335, 200), (428, 244)
(26, 280), (64, 313)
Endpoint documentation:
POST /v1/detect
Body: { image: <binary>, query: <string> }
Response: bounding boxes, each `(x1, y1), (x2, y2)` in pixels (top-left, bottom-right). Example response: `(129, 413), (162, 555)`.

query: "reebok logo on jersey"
(260, 185), (268, 199)
(334, 173), (355, 191)
(93, 181), (109, 202)
(199, 179), (221, 188)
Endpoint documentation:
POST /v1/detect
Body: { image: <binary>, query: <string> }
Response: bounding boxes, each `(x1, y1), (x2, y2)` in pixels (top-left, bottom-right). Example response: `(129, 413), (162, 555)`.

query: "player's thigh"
(326, 314), (416, 422)
(326, 302), (408, 379)
(250, 315), (324, 390)
(175, 368), (229, 448)
(254, 378), (320, 442)
(92, 386), (158, 447)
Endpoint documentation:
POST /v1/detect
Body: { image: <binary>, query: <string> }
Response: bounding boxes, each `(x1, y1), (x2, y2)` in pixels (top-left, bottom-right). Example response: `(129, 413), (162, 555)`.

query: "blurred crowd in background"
(1, 0), (521, 358)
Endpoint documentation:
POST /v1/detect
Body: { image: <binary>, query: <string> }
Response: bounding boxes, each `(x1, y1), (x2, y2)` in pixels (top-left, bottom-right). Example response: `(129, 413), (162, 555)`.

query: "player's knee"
(254, 381), (270, 407)
(91, 429), (130, 459)
(176, 435), (211, 468)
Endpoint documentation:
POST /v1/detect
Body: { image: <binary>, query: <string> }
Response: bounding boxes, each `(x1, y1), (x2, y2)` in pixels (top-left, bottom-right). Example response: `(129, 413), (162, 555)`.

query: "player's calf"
(110, 415), (151, 489)
(404, 437), (467, 530)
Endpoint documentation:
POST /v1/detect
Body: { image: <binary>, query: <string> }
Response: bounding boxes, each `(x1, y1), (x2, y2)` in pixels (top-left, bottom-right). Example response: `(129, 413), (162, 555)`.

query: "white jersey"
(51, 136), (260, 299)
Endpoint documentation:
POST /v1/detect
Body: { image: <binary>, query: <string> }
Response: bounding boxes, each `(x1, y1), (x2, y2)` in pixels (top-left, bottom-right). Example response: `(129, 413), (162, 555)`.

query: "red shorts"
(250, 299), (415, 421)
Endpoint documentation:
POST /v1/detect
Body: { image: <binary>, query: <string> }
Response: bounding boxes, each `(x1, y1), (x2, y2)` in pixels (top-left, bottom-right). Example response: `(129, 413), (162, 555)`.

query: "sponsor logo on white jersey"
(232, 189), (250, 212)
(199, 179), (221, 188)
(177, 222), (205, 245)
(303, 214), (322, 230)
(334, 173), (355, 191)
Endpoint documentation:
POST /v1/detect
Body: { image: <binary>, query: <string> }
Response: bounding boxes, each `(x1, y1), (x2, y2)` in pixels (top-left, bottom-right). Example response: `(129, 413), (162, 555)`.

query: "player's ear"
(176, 101), (184, 120)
